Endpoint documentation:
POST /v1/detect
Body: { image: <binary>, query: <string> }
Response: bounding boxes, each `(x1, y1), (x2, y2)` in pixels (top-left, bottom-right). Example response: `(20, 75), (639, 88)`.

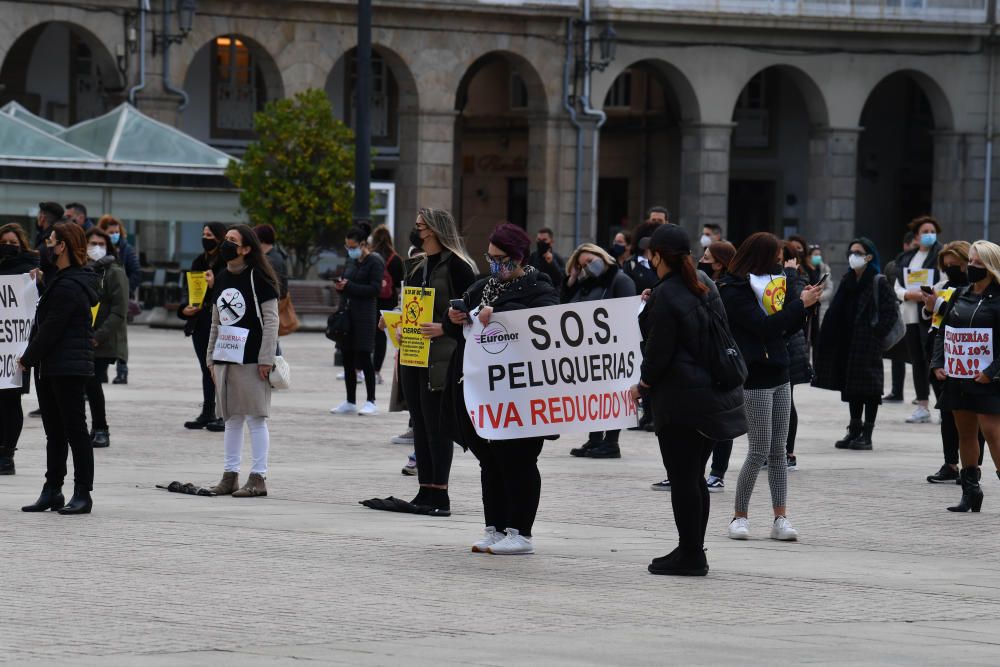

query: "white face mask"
(87, 244), (107, 262)
(848, 253), (868, 270)
(700, 234), (712, 248)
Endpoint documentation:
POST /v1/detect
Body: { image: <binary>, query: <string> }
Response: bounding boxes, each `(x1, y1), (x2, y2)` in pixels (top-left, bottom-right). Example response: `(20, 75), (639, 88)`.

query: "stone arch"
(858, 68), (953, 130)
(732, 64), (829, 128)
(595, 58), (701, 123)
(454, 51), (549, 115)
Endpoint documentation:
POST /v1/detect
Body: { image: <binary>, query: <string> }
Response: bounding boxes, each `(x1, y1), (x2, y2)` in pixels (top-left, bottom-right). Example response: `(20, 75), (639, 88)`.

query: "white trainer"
(770, 516), (799, 541)
(728, 517), (750, 540)
(330, 401), (357, 415)
(906, 406), (932, 424)
(358, 401), (378, 416)
(488, 528), (534, 555)
(471, 526), (504, 553)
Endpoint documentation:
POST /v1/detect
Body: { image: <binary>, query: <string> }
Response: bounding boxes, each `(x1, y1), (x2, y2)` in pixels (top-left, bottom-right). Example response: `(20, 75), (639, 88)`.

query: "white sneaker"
(471, 526), (504, 553)
(336, 371), (346, 380)
(488, 528), (534, 555)
(330, 401), (357, 414)
(358, 401), (378, 416)
(906, 406), (932, 423)
(770, 516), (799, 541)
(728, 517), (750, 540)
(375, 372), (384, 385)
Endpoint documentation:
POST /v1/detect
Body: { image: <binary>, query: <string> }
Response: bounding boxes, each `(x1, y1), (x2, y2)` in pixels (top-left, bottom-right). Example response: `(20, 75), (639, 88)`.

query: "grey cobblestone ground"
(2, 328), (1000, 665)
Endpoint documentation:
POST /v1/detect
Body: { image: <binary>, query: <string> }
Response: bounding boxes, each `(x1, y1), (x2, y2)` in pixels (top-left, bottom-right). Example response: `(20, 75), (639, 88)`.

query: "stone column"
(806, 127), (860, 275)
(551, 116), (600, 252)
(932, 131), (976, 241)
(525, 112), (559, 236)
(678, 123), (733, 237)
(413, 109), (457, 212)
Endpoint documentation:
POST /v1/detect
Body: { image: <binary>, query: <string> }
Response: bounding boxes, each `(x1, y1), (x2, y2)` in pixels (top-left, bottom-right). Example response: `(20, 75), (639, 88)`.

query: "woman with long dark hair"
(20, 222), (99, 514)
(179, 222), (228, 432)
(205, 225), (281, 498)
(632, 224), (746, 575)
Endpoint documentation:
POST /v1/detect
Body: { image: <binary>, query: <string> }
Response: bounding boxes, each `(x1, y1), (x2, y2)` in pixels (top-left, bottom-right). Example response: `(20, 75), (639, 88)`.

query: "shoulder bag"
(250, 269), (291, 390)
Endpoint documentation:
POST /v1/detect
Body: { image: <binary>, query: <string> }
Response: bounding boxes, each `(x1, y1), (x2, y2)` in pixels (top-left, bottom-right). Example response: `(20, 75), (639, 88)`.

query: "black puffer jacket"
(639, 271), (747, 441)
(932, 280), (1000, 381)
(21, 265), (99, 377)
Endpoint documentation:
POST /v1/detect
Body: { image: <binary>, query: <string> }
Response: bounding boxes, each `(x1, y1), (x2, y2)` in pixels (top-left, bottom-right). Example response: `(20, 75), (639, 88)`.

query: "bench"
(288, 280), (339, 332)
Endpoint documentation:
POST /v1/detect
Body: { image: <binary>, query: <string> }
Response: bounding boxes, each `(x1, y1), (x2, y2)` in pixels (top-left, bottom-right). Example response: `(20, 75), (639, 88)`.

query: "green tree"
(226, 88), (356, 277)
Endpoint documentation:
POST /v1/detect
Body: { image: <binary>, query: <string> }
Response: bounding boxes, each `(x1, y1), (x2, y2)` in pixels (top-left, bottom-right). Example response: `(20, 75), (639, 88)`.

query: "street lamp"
(177, 0), (197, 36)
(576, 20), (617, 73)
(154, 0), (197, 53)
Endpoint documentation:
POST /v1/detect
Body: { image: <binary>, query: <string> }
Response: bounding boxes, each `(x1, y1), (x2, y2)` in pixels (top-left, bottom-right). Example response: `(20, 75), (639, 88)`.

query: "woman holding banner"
(931, 240), (1000, 512)
(0, 223), (39, 475)
(447, 222), (559, 555)
(632, 224), (746, 575)
(179, 223), (228, 432)
(562, 243), (636, 459)
(718, 232), (821, 542)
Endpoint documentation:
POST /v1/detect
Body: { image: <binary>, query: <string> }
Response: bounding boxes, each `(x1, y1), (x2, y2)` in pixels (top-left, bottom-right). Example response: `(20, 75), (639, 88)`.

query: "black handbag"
(325, 306), (352, 343)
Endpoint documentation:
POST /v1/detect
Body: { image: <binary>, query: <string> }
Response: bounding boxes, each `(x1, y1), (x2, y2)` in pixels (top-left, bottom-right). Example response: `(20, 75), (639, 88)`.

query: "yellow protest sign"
(381, 310), (403, 349)
(399, 286), (435, 367)
(91, 303), (99, 325)
(904, 268), (933, 288)
(932, 288), (956, 329)
(187, 271), (208, 307)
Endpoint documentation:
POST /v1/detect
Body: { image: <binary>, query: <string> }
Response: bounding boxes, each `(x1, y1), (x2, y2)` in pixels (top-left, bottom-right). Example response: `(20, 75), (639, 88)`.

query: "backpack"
(379, 251), (397, 301)
(702, 298), (748, 391)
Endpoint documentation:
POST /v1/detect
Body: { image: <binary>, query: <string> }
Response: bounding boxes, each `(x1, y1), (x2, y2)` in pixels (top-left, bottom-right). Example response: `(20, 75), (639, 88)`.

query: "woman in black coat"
(0, 223), (39, 475)
(633, 225), (746, 576)
(813, 237), (899, 450)
(19, 222), (99, 515)
(447, 223), (559, 555)
(331, 226), (385, 416)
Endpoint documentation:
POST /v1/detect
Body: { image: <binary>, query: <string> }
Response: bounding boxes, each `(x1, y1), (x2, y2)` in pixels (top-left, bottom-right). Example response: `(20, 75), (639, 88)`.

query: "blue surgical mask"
(347, 247), (362, 260)
(920, 232), (937, 247)
(489, 259), (517, 280)
(109, 232), (121, 245)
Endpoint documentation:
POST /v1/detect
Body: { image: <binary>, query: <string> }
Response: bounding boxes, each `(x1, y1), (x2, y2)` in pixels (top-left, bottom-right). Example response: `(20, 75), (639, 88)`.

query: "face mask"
(0, 244), (18, 259)
(536, 240), (550, 255)
(770, 263), (784, 276)
(202, 237), (218, 252)
(219, 240), (240, 262)
(40, 243), (59, 271)
(944, 265), (967, 284)
(967, 265), (989, 283)
(810, 255), (822, 267)
(585, 257), (607, 278)
(409, 227), (424, 250)
(700, 235), (712, 248)
(610, 243), (626, 258)
(347, 247), (362, 260)
(87, 245), (107, 262)
(697, 261), (715, 276)
(489, 259), (517, 281)
(920, 233), (937, 247)
(848, 254), (868, 271)
(109, 232), (121, 245)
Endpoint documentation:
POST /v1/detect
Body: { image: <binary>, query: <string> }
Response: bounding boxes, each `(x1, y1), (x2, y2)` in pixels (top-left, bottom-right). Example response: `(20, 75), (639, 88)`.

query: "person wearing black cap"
(632, 224), (746, 575)
(178, 223), (229, 432)
(446, 222), (559, 555)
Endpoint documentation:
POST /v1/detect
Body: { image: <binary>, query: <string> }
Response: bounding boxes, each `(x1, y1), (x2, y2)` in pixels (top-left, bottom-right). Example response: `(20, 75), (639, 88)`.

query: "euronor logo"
(474, 322), (519, 354)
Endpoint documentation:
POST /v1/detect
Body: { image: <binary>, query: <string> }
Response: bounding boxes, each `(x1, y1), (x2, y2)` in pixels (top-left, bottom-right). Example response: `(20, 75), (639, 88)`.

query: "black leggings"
(0, 394), (23, 456)
(904, 323), (930, 401)
(657, 425), (714, 554)
(786, 386), (798, 455)
(84, 359), (112, 431)
(400, 366), (452, 486)
(849, 399), (880, 423)
(709, 440), (733, 479)
(192, 324), (214, 406)
(468, 438), (544, 537)
(342, 347), (376, 404)
(37, 375), (93, 491)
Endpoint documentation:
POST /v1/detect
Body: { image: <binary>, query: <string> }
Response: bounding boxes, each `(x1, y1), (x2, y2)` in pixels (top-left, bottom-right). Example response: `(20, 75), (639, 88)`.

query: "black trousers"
(786, 386), (798, 455)
(891, 358), (906, 397)
(589, 429), (620, 445)
(84, 359), (112, 431)
(657, 425), (714, 553)
(37, 375), (93, 491)
(0, 394), (23, 456)
(709, 440), (733, 478)
(400, 365), (452, 486)
(904, 323), (930, 401)
(341, 347), (376, 404)
(192, 324), (214, 406)
(468, 438), (544, 537)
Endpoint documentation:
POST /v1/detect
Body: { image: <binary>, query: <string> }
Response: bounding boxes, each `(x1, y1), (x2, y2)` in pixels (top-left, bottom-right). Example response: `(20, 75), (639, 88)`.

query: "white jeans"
(223, 415), (269, 475)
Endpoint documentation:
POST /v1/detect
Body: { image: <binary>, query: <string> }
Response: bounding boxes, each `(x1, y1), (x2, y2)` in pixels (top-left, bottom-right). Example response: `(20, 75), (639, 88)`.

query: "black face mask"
(967, 265), (989, 284)
(39, 244), (57, 272)
(697, 261), (715, 276)
(536, 240), (550, 255)
(202, 237), (219, 252)
(0, 244), (19, 259)
(409, 227), (424, 250)
(771, 264), (784, 275)
(610, 244), (626, 258)
(219, 240), (240, 263)
(944, 265), (967, 284)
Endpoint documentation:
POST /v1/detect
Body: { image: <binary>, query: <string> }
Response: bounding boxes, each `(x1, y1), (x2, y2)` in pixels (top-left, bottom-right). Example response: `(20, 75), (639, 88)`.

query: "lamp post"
(353, 0), (372, 228)
(153, 0), (197, 54)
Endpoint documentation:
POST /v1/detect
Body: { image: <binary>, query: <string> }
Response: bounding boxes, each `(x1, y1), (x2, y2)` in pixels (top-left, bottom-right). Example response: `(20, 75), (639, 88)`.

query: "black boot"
(587, 442), (622, 459)
(184, 403), (216, 430)
(850, 422), (875, 451)
(58, 486), (93, 515)
(570, 440), (600, 457)
(927, 464), (960, 484)
(835, 419), (863, 449)
(91, 430), (110, 448)
(22, 484), (64, 512)
(205, 417), (226, 432)
(112, 362), (128, 385)
(947, 468), (983, 513)
(0, 451), (14, 475)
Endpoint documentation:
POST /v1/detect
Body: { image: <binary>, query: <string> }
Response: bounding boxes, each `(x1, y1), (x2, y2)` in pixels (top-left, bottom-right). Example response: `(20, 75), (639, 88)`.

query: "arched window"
(344, 51), (398, 148)
(211, 36), (265, 139)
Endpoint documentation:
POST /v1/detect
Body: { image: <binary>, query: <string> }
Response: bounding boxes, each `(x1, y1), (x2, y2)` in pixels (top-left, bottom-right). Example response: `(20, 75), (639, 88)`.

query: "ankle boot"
(835, 419), (863, 449)
(209, 471), (239, 495)
(57, 486), (93, 515)
(428, 488), (451, 516)
(232, 472), (267, 497)
(0, 452), (14, 475)
(948, 468), (984, 513)
(22, 484), (64, 512)
(184, 403), (216, 430)
(850, 422), (875, 451)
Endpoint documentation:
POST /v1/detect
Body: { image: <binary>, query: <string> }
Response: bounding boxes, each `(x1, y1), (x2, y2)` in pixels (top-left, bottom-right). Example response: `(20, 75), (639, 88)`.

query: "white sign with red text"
(944, 326), (993, 379)
(0, 274), (37, 390)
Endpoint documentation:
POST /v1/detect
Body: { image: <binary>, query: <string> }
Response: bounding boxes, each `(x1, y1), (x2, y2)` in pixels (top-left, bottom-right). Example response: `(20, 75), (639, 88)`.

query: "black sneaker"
(882, 393), (903, 403)
(91, 430), (110, 449)
(586, 443), (621, 459)
(570, 440), (600, 457)
(648, 549), (708, 576)
(650, 479), (671, 491)
(786, 455), (798, 471)
(927, 464), (960, 484)
(205, 418), (226, 433)
(28, 408), (41, 418)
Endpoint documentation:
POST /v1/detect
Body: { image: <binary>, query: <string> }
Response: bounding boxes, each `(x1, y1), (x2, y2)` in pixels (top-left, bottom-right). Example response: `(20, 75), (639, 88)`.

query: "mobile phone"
(920, 285), (934, 294)
(449, 298), (469, 313)
(815, 273), (830, 286)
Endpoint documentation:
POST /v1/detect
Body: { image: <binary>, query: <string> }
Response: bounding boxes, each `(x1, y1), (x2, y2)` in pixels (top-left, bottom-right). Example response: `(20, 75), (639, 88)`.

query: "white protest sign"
(0, 274), (38, 390)
(212, 325), (250, 363)
(944, 326), (993, 379)
(463, 296), (643, 440)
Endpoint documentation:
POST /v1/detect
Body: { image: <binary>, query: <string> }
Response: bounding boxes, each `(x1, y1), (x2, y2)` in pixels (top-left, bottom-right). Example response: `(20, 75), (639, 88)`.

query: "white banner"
(0, 274), (38, 390)
(462, 296), (644, 440)
(212, 325), (249, 364)
(944, 326), (993, 379)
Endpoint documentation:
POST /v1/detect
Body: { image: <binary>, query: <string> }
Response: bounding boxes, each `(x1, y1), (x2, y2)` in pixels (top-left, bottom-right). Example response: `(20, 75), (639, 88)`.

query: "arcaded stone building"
(0, 0), (996, 267)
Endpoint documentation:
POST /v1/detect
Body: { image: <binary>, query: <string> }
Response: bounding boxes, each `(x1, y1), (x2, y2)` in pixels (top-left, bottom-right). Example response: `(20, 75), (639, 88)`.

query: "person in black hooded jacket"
(0, 223), (39, 475)
(19, 222), (99, 515)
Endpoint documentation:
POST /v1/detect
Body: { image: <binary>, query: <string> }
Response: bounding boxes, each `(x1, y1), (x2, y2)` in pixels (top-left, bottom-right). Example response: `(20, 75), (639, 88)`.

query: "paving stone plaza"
(2, 327), (1000, 665)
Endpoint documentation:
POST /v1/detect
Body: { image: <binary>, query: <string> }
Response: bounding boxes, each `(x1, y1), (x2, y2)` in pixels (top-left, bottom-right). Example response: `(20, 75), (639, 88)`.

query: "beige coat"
(206, 294), (279, 420)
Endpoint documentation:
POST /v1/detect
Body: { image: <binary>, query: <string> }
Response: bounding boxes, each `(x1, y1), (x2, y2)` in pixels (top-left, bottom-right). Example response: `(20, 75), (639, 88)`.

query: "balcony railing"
(592, 0), (989, 23)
